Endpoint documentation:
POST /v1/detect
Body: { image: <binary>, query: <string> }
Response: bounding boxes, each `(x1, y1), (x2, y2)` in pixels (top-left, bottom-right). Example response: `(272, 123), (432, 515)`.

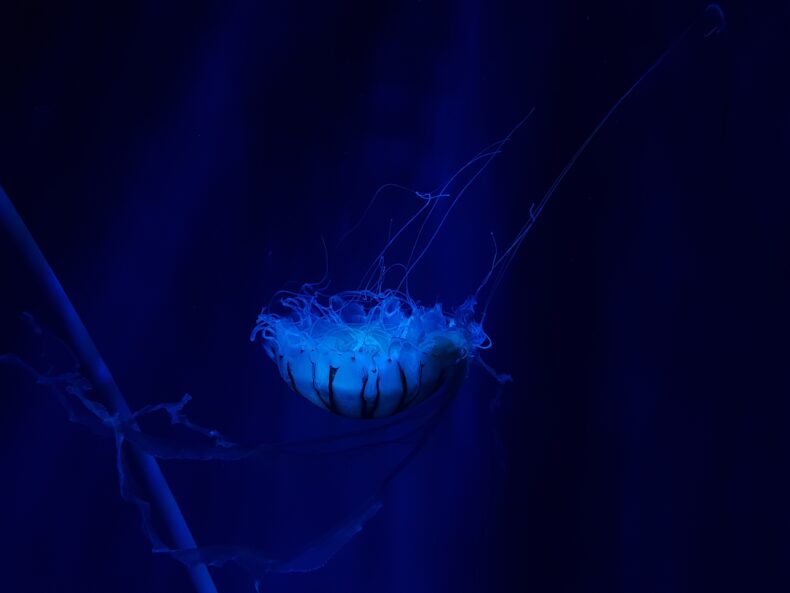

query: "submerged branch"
(0, 185), (219, 593)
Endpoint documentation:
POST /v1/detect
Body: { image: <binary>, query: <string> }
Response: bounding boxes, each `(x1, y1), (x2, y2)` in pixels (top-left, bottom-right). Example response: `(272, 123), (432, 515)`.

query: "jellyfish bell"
(251, 289), (490, 417)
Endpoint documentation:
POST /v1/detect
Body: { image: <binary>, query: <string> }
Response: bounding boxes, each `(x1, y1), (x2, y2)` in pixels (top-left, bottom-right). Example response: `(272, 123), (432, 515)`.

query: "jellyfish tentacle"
(0, 186), (219, 593)
(394, 109), (536, 292)
(477, 6), (726, 321)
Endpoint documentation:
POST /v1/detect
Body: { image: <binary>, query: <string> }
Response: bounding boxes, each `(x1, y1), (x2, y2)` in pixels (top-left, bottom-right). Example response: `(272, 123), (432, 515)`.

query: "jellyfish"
(0, 6), (725, 592)
(246, 116), (530, 420)
(247, 4), (727, 421)
(251, 290), (487, 417)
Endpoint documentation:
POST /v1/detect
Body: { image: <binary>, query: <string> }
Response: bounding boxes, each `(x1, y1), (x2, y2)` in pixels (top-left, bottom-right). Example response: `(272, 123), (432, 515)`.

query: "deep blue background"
(1, 1), (789, 592)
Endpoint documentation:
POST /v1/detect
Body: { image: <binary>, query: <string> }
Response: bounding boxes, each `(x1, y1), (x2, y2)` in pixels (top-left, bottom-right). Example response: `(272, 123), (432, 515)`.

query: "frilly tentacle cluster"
(251, 289), (490, 362)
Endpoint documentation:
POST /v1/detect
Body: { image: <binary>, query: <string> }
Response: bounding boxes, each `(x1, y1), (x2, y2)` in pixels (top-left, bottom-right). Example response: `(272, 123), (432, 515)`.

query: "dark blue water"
(1, 1), (788, 592)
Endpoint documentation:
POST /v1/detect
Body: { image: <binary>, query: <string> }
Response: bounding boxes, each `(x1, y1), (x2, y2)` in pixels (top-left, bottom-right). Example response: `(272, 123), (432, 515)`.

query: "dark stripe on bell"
(286, 361), (302, 398)
(358, 374), (369, 418)
(327, 366), (340, 414)
(398, 361), (426, 411)
(311, 361), (330, 410)
(414, 361), (424, 404)
(395, 362), (409, 412)
(372, 375), (381, 417)
(359, 374), (382, 419)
